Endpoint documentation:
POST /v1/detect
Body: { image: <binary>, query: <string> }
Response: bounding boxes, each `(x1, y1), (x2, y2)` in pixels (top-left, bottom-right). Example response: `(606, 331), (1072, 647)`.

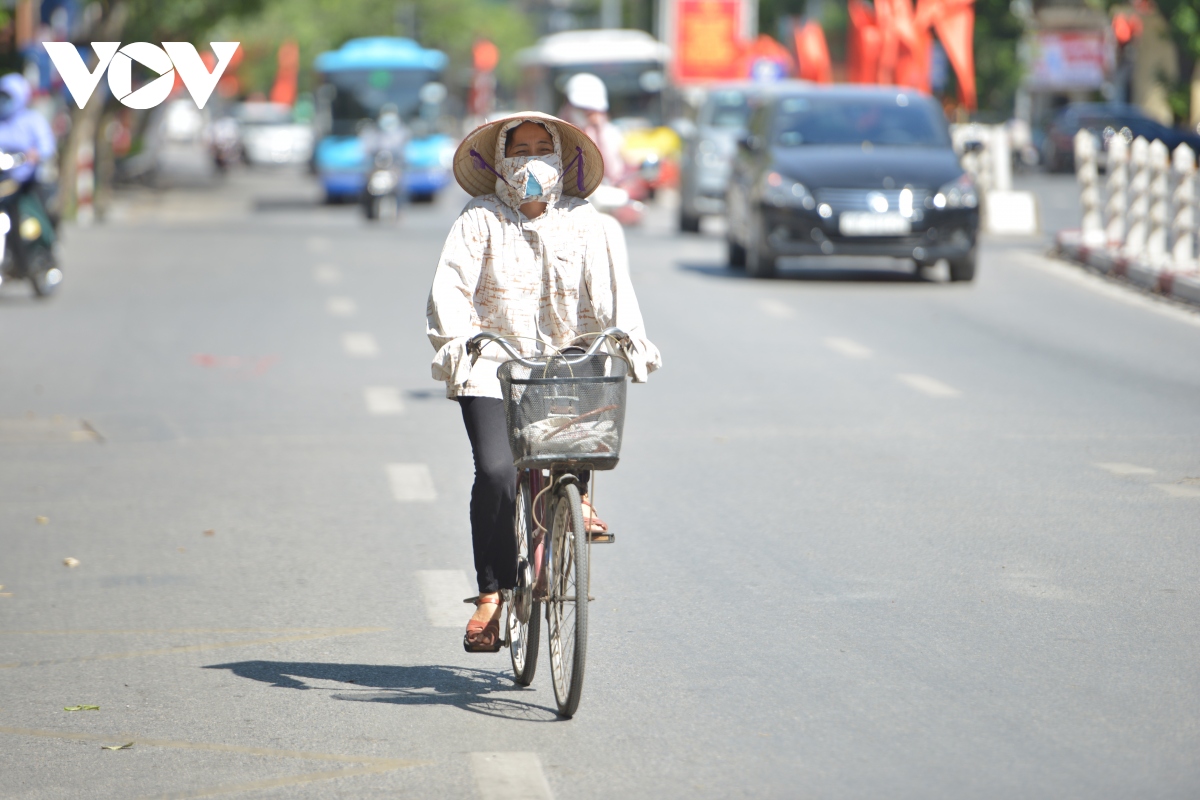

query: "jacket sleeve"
(426, 206), (485, 388)
(585, 211), (662, 382)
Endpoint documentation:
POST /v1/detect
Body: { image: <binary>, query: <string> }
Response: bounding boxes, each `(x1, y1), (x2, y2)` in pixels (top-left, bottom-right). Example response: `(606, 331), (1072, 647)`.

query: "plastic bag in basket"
(522, 418), (618, 456)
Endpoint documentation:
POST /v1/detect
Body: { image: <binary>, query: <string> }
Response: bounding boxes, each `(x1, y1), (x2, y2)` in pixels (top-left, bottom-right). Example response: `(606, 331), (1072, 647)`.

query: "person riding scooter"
(359, 104), (409, 221)
(559, 73), (625, 185)
(0, 73), (62, 296)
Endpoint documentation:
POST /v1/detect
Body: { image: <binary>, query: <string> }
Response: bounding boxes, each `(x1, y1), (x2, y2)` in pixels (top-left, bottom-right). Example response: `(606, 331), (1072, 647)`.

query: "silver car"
(678, 83), (779, 232)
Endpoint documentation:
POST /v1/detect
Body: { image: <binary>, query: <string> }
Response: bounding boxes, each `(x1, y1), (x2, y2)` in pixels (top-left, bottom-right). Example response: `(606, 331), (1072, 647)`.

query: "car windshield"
(701, 90), (751, 130)
(773, 95), (950, 147)
(323, 68), (436, 135)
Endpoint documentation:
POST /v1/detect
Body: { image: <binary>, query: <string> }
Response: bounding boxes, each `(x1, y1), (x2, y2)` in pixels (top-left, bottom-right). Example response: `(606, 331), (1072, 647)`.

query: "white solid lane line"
(759, 298), (794, 319)
(386, 463), (437, 502)
(896, 373), (962, 398)
(342, 332), (380, 358)
(1094, 462), (1157, 475)
(364, 386), (404, 415)
(1153, 483), (1200, 498)
(470, 752), (554, 800)
(326, 296), (356, 317)
(824, 336), (873, 359)
(313, 264), (341, 285)
(416, 570), (474, 627)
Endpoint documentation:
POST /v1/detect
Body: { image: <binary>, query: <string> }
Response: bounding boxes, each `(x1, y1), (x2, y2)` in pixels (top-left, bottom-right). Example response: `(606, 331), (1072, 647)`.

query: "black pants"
(458, 396), (588, 594)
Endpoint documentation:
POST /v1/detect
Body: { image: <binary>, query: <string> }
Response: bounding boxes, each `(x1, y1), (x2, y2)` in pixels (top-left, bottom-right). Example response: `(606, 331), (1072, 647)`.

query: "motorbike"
(589, 183), (644, 227)
(0, 150), (61, 297)
(362, 149), (404, 223)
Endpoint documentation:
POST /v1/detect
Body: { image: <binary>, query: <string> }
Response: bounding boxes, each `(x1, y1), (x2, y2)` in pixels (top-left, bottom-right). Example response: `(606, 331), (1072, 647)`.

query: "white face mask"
(496, 154), (563, 211)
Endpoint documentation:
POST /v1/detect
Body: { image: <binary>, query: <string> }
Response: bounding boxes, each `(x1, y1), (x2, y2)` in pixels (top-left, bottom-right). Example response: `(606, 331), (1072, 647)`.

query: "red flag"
(931, 0), (976, 109)
(794, 21), (833, 83)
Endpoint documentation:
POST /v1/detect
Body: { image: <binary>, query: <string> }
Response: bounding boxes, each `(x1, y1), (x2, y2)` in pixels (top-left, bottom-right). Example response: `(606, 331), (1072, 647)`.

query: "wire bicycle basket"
(498, 352), (629, 470)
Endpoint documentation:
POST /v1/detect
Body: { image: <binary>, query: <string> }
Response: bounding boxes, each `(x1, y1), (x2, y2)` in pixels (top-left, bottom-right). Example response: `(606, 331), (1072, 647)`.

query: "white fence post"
(1146, 139), (1170, 265)
(1171, 144), (1197, 271)
(1105, 134), (1129, 246)
(1124, 136), (1150, 258)
(1075, 130), (1103, 244)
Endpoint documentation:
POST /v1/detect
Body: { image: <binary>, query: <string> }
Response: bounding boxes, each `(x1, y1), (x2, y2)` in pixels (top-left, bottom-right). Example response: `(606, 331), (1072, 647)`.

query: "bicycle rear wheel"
(508, 471), (541, 686)
(547, 481), (588, 717)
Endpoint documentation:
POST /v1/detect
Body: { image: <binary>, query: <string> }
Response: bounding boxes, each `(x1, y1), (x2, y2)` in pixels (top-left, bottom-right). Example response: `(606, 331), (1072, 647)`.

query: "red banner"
(675, 0), (743, 82)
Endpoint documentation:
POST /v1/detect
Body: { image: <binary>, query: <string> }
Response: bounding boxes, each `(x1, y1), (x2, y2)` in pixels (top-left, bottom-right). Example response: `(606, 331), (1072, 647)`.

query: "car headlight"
(761, 172), (815, 209)
(932, 174), (978, 209)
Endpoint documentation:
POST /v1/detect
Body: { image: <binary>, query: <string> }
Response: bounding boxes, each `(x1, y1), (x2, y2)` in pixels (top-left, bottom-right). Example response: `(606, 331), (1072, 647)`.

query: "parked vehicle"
(0, 151), (60, 297)
(678, 82), (779, 232)
(236, 102), (314, 166)
(727, 85), (980, 280)
(313, 38), (453, 203)
(1041, 102), (1200, 172)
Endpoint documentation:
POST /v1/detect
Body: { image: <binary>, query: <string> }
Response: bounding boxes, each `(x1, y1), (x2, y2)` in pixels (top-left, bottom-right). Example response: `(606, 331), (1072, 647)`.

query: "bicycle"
(467, 327), (634, 717)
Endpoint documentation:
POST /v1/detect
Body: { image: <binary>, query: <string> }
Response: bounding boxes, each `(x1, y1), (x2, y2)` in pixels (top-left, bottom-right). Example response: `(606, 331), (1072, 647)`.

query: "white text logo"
(43, 42), (240, 110)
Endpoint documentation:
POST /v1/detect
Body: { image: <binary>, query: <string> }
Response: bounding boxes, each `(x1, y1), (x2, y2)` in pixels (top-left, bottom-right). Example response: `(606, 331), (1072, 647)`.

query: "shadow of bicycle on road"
(205, 661), (560, 722)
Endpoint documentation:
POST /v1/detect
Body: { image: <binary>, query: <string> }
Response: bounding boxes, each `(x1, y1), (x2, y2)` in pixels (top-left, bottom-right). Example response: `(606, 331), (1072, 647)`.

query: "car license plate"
(838, 212), (911, 237)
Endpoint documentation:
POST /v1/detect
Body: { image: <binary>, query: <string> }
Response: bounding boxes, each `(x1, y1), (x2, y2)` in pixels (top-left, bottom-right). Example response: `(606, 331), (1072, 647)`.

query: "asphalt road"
(1, 167), (1198, 799)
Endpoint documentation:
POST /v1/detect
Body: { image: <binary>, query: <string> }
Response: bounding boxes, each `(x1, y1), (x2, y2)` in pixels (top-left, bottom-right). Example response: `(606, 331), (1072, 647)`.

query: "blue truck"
(313, 37), (455, 202)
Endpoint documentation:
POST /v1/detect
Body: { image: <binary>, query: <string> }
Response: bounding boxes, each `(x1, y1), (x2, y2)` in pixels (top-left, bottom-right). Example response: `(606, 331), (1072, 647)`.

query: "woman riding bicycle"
(427, 112), (660, 652)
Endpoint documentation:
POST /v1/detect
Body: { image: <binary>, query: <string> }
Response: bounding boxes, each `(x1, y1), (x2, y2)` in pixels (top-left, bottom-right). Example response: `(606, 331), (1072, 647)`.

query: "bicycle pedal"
(588, 531), (615, 544)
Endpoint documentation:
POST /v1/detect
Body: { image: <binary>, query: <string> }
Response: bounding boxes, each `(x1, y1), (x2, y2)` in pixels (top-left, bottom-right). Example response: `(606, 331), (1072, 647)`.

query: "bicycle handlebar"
(467, 328), (632, 369)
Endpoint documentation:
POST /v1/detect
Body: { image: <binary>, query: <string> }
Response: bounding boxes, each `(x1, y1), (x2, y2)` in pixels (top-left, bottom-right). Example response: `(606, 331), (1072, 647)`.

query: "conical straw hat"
(452, 111), (604, 198)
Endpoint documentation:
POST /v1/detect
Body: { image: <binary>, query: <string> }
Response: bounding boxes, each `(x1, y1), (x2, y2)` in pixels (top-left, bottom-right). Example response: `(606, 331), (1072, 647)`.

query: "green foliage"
(214, 0), (535, 97)
(972, 0), (1024, 114)
(1123, 0), (1200, 122)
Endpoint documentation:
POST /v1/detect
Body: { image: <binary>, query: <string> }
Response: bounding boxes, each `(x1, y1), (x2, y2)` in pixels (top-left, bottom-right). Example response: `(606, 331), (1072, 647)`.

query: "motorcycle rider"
(0, 73), (57, 209)
(559, 73), (625, 184)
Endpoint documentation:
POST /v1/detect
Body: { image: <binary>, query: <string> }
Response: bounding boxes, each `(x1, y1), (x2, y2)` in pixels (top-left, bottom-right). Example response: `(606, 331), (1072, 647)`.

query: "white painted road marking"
(470, 752), (554, 800)
(758, 299), (794, 319)
(342, 332), (380, 358)
(326, 296), (356, 317)
(1095, 462), (1157, 476)
(364, 386), (404, 415)
(416, 570), (474, 627)
(897, 373), (961, 398)
(387, 463), (436, 502)
(313, 264), (341, 285)
(1154, 483), (1200, 498)
(824, 337), (873, 359)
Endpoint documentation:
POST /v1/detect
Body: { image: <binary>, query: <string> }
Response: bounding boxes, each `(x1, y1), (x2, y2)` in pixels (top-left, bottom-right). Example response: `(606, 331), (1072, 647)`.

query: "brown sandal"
(581, 497), (614, 543)
(463, 593), (503, 653)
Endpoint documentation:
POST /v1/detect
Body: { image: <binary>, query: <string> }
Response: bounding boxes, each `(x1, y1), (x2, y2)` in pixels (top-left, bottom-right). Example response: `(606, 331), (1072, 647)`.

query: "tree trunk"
(56, 1), (127, 223)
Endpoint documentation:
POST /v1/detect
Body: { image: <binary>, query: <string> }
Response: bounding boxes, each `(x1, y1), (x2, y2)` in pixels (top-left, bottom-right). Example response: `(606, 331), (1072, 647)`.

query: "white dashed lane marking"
(1094, 462), (1157, 475)
(758, 299), (794, 319)
(364, 386), (404, 415)
(326, 296), (357, 317)
(470, 752), (554, 800)
(416, 570), (474, 627)
(386, 463), (436, 502)
(342, 332), (380, 358)
(824, 337), (873, 359)
(313, 264), (341, 285)
(896, 373), (961, 398)
(1154, 483), (1200, 498)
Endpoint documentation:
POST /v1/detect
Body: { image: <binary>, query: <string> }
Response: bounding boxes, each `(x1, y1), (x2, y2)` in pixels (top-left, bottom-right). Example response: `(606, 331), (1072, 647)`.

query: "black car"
(726, 85), (980, 280)
(1040, 102), (1200, 173)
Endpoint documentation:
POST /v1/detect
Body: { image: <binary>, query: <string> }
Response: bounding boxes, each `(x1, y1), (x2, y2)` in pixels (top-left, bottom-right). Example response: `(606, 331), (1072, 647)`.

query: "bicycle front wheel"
(508, 471), (540, 686)
(547, 481), (588, 717)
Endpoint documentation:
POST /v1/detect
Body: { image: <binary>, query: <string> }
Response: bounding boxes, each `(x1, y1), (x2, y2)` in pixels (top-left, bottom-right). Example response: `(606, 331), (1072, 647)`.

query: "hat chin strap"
(563, 146), (585, 192)
(469, 148), (511, 186)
